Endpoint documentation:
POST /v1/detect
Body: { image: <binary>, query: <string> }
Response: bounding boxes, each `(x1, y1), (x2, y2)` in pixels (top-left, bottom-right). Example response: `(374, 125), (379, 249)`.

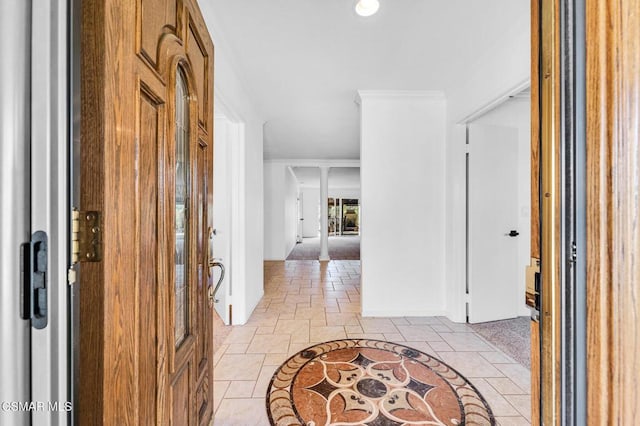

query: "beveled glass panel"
(175, 68), (189, 347)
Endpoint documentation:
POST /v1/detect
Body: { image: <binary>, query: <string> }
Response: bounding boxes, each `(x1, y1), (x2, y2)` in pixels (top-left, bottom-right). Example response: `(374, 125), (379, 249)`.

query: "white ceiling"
(207, 0), (529, 160)
(292, 167), (360, 188)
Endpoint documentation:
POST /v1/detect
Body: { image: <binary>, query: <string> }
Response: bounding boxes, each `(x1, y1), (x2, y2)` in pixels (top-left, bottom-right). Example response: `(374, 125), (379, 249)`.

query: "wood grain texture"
(586, 0), (640, 423)
(195, 139), (213, 425)
(187, 23), (207, 130)
(80, 0), (215, 423)
(530, 0), (541, 260)
(171, 362), (192, 424)
(529, 2), (541, 422)
(531, 320), (541, 424)
(539, 0), (562, 422)
(137, 0), (177, 67)
(137, 88), (161, 426)
(79, 0), (106, 422)
(101, 0), (139, 422)
(80, 0), (139, 424)
(137, 61), (171, 426)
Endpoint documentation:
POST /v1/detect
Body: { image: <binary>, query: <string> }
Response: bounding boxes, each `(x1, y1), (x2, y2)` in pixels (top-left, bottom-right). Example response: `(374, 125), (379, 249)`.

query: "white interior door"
(468, 123), (520, 323)
(213, 115), (232, 324)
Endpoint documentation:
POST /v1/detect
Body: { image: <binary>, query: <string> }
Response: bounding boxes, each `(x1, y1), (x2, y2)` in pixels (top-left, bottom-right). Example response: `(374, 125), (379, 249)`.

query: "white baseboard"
(445, 311), (467, 324)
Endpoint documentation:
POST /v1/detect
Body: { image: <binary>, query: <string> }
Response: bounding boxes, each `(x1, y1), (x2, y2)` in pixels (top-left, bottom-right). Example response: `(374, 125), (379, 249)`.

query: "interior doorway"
(286, 166), (361, 260)
(465, 87), (532, 326)
(212, 112), (246, 326)
(460, 86), (533, 385)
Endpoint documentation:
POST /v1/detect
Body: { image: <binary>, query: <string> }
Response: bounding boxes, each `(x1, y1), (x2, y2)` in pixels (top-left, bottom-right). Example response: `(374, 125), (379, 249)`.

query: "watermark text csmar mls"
(1, 401), (72, 412)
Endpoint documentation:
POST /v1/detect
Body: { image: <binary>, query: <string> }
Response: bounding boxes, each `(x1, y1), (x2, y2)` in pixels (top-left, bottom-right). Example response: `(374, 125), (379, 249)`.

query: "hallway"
(212, 260), (531, 425)
(286, 236), (361, 260)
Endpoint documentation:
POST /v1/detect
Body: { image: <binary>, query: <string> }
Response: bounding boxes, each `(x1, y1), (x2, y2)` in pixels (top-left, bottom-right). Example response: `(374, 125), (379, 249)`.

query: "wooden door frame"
(532, 0), (563, 422)
(533, 0), (640, 422)
(529, 0), (541, 422)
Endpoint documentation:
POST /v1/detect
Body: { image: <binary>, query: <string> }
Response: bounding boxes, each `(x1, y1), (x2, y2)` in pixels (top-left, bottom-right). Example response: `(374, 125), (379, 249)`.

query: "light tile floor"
(212, 260), (531, 425)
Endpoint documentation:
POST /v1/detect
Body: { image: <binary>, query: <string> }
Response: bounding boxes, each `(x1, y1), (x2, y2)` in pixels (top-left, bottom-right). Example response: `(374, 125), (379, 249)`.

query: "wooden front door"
(530, 0), (640, 422)
(79, 0), (214, 424)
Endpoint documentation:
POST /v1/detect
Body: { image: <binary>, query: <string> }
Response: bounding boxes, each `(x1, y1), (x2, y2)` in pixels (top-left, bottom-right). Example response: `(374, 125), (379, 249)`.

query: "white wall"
(264, 162), (300, 259)
(264, 162), (286, 260)
(284, 167), (299, 256)
(444, 6), (530, 322)
(301, 187), (320, 237)
(200, 3), (265, 324)
(212, 114), (233, 324)
(242, 123), (265, 323)
(472, 99), (531, 316)
(359, 91), (447, 316)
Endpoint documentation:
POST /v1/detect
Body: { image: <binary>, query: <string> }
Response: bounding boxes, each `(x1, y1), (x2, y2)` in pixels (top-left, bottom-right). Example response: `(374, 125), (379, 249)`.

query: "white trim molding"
(214, 90), (246, 123)
(456, 79), (530, 124)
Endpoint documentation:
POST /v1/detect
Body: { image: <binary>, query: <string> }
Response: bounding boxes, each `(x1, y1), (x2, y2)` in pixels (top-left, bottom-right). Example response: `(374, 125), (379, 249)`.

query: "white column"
(319, 166), (330, 261)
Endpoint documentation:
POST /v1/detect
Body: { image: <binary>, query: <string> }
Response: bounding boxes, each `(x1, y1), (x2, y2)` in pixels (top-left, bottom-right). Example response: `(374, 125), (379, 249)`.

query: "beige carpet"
(286, 236), (360, 260)
(469, 316), (531, 369)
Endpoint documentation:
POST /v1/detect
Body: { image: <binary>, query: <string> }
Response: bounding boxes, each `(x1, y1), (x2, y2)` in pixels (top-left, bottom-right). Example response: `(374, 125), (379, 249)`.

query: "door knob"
(508, 230), (520, 237)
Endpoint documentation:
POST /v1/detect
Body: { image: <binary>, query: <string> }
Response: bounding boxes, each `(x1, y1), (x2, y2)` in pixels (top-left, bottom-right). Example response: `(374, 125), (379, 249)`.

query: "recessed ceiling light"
(355, 0), (380, 17)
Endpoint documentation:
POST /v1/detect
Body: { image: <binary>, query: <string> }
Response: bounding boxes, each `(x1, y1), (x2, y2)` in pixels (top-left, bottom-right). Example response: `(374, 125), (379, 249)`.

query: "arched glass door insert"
(174, 68), (189, 347)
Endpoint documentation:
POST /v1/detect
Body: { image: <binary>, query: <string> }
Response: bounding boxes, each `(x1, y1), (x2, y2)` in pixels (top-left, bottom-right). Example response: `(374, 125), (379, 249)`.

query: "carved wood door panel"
(79, 0), (214, 424)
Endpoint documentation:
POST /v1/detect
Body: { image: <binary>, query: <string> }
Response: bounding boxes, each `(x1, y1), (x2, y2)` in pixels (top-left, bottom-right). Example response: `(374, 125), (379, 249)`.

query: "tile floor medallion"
(266, 339), (495, 426)
(213, 261), (531, 426)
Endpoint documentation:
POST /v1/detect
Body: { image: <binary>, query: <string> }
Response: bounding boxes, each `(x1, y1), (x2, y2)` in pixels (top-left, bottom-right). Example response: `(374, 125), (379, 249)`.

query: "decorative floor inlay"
(266, 339), (495, 426)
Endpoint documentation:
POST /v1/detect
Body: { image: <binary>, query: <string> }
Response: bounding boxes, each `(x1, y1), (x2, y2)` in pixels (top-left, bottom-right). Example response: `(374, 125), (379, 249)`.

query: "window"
(174, 68), (189, 347)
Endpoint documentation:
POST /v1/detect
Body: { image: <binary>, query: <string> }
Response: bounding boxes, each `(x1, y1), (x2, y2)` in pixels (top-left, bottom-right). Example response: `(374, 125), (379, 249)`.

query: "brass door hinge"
(71, 209), (102, 263)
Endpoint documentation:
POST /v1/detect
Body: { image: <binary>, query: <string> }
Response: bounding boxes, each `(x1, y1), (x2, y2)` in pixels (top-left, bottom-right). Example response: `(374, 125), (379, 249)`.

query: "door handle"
(507, 230), (520, 237)
(207, 259), (225, 307)
(206, 226), (224, 307)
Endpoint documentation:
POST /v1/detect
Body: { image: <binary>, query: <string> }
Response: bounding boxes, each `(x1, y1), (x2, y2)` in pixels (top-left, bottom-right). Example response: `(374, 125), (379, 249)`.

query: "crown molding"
(214, 89), (246, 123)
(456, 79), (530, 124)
